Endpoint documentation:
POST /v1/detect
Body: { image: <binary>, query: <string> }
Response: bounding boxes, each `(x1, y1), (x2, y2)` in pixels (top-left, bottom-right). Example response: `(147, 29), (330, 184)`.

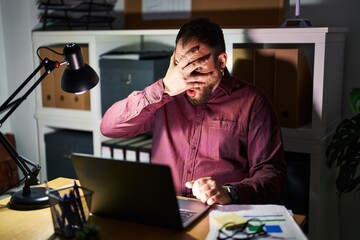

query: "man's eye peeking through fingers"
(188, 45), (199, 55)
(190, 53), (212, 71)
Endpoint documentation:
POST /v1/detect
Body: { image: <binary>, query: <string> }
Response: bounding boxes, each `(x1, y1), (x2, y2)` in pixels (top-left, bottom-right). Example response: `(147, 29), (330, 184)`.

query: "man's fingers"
(185, 180), (201, 199)
(185, 181), (194, 188)
(206, 197), (217, 205)
(185, 177), (232, 205)
(185, 82), (205, 90)
(185, 59), (210, 75)
(186, 72), (212, 87)
(169, 52), (176, 67)
(176, 45), (200, 67)
(180, 52), (211, 74)
(186, 53), (211, 70)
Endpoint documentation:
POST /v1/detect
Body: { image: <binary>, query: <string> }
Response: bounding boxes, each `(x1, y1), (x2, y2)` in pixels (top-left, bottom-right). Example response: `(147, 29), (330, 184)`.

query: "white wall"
(0, 0), (39, 168)
(0, 2), (10, 133)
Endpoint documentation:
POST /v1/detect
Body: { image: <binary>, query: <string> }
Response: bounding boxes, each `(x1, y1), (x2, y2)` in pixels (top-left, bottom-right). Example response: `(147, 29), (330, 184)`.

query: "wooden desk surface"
(0, 177), (305, 240)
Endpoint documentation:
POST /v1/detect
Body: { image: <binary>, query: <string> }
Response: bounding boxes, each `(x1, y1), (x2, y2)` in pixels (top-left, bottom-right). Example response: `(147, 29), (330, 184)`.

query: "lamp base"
(8, 186), (50, 210)
(280, 18), (312, 28)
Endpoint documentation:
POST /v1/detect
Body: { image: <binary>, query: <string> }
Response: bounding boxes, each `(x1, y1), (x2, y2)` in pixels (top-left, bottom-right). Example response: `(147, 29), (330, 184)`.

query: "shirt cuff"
(223, 184), (241, 204)
(145, 79), (172, 103)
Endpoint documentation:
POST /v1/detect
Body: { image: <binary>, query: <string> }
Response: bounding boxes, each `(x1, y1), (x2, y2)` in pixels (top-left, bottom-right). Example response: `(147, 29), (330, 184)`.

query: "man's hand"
(185, 177), (232, 205)
(163, 51), (211, 96)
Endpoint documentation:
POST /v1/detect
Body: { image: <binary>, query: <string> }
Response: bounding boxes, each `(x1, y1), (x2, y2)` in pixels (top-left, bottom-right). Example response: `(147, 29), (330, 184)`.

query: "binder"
(101, 138), (127, 158)
(138, 142), (152, 163)
(274, 49), (312, 128)
(112, 135), (149, 160)
(232, 47), (254, 84)
(233, 47), (312, 128)
(124, 138), (153, 162)
(254, 49), (276, 102)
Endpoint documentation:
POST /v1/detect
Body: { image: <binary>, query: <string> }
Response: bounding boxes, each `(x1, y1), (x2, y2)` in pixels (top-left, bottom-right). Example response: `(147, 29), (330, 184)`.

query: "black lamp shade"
(62, 64), (99, 93)
(61, 43), (99, 93)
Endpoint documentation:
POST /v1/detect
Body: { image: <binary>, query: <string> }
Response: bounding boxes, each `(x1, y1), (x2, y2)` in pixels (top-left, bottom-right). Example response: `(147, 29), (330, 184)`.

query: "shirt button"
(134, 110), (138, 115)
(191, 146), (196, 150)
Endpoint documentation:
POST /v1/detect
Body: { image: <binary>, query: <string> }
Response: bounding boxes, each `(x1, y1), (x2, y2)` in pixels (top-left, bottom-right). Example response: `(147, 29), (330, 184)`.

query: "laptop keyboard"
(179, 209), (196, 222)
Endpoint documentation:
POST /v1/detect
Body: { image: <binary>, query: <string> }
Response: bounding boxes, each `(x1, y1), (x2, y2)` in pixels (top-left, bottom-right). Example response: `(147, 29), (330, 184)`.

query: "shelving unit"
(32, 27), (346, 240)
(37, 0), (116, 30)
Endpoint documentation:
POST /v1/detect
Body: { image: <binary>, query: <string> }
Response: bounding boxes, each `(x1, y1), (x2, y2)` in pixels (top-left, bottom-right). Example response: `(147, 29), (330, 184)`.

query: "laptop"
(70, 153), (211, 230)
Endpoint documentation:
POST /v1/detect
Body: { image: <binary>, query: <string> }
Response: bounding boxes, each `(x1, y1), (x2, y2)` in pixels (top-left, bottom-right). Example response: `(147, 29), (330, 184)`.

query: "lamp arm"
(0, 132), (40, 189)
(0, 58), (61, 193)
(0, 58), (60, 123)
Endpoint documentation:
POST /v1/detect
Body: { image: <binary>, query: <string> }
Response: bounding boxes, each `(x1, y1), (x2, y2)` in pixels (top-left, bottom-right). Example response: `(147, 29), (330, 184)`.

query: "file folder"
(101, 138), (126, 158)
(274, 49), (312, 128)
(125, 138), (153, 162)
(112, 135), (149, 160)
(138, 142), (152, 163)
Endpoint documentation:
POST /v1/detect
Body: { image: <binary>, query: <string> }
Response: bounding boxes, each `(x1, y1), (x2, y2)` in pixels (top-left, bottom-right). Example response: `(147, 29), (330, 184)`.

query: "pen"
(45, 181), (65, 230)
(63, 194), (74, 226)
(62, 194), (75, 237)
(70, 189), (83, 228)
(73, 180), (87, 223)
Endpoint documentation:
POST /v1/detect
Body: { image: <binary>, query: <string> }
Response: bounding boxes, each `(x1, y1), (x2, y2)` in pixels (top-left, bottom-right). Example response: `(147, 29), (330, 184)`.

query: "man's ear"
(218, 52), (227, 69)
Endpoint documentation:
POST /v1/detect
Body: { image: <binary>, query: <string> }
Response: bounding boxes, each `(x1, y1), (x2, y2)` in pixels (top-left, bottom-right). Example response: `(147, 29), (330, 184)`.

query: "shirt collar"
(215, 68), (240, 96)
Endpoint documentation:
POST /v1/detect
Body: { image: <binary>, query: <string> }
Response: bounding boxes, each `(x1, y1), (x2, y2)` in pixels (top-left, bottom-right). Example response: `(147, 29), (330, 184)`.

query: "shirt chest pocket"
(210, 120), (241, 132)
(205, 120), (246, 160)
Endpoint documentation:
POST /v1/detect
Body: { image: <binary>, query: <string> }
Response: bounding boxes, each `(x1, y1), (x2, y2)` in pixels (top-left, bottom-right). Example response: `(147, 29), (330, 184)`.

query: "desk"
(0, 177), (305, 239)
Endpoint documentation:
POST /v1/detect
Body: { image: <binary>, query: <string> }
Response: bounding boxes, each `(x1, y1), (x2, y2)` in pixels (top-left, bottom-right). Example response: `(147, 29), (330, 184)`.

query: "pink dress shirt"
(101, 71), (287, 203)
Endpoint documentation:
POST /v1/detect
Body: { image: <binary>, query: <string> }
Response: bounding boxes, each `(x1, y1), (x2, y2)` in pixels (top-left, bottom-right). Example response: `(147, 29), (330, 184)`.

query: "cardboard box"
(124, 0), (285, 29)
(232, 47), (312, 128)
(274, 49), (312, 128)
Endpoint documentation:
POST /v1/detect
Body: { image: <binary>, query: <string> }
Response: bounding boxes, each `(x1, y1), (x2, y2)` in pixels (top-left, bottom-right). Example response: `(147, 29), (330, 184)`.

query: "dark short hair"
(176, 18), (226, 58)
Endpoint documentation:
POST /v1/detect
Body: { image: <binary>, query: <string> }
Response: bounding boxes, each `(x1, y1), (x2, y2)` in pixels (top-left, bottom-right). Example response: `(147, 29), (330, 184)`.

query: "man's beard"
(187, 82), (216, 106)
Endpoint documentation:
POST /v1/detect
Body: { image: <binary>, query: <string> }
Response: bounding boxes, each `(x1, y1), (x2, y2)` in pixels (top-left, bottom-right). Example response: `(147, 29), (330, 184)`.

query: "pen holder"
(47, 184), (94, 238)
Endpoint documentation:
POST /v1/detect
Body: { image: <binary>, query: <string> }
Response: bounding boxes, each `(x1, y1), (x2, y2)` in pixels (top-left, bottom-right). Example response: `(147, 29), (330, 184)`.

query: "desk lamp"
(0, 43), (99, 210)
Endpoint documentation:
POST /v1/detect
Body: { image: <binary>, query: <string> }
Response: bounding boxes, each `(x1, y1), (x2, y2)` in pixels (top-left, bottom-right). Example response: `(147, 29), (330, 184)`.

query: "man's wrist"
(223, 185), (240, 204)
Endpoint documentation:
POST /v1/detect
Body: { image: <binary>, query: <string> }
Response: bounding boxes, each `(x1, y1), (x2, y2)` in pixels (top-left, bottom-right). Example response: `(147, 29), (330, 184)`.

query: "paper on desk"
(142, 0), (191, 20)
(206, 204), (308, 240)
(211, 212), (248, 229)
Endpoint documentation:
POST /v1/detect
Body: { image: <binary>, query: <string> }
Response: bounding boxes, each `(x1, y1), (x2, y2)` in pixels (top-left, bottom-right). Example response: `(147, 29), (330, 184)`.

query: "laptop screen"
(71, 153), (210, 229)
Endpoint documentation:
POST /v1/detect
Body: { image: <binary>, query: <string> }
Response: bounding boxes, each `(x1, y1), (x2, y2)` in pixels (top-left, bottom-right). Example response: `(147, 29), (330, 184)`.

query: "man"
(101, 18), (287, 205)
